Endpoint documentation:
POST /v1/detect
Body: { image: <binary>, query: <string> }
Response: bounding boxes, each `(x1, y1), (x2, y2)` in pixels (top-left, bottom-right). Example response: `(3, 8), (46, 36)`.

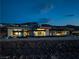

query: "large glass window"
(13, 31), (23, 37)
(34, 31), (46, 36)
(24, 31), (30, 36)
(72, 31), (79, 35)
(53, 31), (69, 36)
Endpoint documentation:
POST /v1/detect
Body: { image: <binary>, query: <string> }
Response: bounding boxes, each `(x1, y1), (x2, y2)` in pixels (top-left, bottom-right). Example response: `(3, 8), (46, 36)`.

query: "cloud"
(40, 4), (54, 13)
(35, 0), (54, 14)
(64, 14), (75, 17)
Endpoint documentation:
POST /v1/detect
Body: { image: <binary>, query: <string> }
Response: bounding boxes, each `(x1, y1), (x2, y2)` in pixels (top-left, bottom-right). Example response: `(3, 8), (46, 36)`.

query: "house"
(1, 22), (79, 38)
(6, 24), (79, 37)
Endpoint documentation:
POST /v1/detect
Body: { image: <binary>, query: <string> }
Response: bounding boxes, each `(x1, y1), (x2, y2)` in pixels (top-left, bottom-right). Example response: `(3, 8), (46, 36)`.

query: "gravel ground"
(0, 40), (79, 59)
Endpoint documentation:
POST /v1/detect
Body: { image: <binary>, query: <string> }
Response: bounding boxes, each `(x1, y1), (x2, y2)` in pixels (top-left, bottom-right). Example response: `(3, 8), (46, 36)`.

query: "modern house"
(0, 22), (79, 38)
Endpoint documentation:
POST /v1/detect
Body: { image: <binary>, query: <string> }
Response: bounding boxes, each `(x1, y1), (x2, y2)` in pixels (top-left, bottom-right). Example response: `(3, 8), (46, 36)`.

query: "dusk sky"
(1, 0), (79, 25)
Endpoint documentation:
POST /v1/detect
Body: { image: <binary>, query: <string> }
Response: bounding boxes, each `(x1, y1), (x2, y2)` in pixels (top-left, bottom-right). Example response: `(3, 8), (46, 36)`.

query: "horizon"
(0, 21), (79, 26)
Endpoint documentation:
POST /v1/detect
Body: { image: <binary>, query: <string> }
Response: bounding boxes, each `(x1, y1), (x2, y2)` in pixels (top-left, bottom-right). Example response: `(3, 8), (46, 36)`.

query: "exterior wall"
(8, 28), (13, 37)
(46, 29), (50, 36)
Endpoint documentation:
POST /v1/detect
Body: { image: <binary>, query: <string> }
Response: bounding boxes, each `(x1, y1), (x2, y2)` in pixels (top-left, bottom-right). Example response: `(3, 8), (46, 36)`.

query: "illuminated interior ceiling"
(13, 29), (22, 31)
(37, 28), (46, 30)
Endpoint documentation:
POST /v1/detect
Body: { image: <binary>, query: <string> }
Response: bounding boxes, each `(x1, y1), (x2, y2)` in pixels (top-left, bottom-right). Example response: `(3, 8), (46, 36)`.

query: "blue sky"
(1, 0), (79, 25)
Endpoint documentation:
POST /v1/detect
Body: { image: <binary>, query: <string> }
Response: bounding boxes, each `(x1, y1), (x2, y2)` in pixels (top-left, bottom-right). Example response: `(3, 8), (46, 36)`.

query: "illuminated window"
(72, 31), (79, 33)
(34, 31), (46, 36)
(24, 31), (30, 36)
(72, 31), (79, 35)
(13, 31), (22, 37)
(53, 31), (69, 36)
